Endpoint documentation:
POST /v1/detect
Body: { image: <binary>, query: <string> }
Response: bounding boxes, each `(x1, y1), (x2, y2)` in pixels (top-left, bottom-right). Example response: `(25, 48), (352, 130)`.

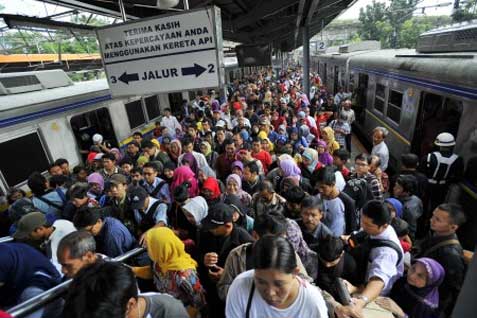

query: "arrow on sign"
(181, 63), (206, 77)
(118, 72), (139, 84)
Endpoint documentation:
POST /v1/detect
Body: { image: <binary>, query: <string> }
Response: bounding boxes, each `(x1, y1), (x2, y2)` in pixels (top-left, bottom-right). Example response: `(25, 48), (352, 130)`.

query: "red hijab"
(202, 177), (221, 200)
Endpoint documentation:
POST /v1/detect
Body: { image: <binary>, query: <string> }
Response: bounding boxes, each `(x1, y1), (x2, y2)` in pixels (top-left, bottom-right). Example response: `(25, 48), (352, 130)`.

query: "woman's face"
(317, 145), (325, 154)
(407, 262), (428, 288)
(232, 167), (243, 177)
(254, 268), (298, 309)
(200, 144), (208, 155)
(164, 168), (174, 179)
(261, 141), (270, 151)
(302, 157), (311, 167)
(386, 202), (397, 219)
(171, 143), (179, 153)
(227, 179), (239, 194)
(216, 131), (225, 142)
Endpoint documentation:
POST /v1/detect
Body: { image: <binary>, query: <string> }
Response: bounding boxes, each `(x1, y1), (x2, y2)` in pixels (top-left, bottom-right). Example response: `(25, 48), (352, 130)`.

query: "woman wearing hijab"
(321, 127), (340, 155)
(168, 139), (182, 164)
(317, 140), (333, 166)
(199, 141), (218, 169)
(181, 152), (199, 176)
(223, 194), (254, 233)
(201, 177), (222, 207)
(86, 172), (104, 200)
(171, 166), (199, 198)
(279, 158), (313, 194)
(132, 228), (206, 317)
(300, 148), (323, 182)
(162, 161), (176, 185)
(224, 174), (252, 208)
(386, 198), (412, 252)
(376, 258), (445, 318)
(300, 125), (316, 145)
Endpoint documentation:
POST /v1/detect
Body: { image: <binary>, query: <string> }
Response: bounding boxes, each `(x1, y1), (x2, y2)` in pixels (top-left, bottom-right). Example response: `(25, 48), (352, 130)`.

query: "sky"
(1, 0), (454, 19)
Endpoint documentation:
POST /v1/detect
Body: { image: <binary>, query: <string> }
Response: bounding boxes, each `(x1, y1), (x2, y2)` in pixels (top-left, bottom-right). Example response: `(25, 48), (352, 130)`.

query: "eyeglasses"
(143, 172), (154, 176)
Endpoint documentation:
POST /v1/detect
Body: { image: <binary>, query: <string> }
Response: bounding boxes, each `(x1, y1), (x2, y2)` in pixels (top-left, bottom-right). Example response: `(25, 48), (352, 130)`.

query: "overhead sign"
(96, 6), (224, 97)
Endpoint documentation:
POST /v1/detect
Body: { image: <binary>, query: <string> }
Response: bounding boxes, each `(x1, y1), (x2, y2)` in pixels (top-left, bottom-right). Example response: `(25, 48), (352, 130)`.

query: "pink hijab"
(171, 166), (199, 198)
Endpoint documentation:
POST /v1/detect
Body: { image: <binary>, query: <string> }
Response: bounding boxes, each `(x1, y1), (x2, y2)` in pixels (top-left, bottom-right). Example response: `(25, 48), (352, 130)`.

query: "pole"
(302, 24), (310, 99)
(118, 0), (127, 22)
(183, 0), (190, 10)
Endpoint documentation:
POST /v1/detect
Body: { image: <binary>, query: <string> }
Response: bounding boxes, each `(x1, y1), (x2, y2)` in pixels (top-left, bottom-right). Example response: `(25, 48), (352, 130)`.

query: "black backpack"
(338, 191), (358, 234)
(141, 180), (168, 201)
(138, 200), (163, 233)
(343, 177), (373, 212)
(348, 233), (403, 285)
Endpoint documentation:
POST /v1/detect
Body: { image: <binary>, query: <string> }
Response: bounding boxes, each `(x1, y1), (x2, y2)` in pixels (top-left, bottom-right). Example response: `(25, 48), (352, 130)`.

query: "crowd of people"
(0, 68), (473, 318)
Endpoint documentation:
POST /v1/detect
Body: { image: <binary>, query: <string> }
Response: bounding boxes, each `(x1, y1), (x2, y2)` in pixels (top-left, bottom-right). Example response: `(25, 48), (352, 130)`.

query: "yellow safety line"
(365, 109), (411, 146)
(119, 124), (155, 147)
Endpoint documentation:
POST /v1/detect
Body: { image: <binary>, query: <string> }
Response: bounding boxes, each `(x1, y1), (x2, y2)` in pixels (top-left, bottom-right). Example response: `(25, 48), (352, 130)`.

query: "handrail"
(0, 236), (14, 243)
(7, 247), (145, 318)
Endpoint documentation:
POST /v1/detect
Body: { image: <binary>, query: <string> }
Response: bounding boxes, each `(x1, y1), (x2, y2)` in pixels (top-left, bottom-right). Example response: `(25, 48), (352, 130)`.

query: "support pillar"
(302, 24), (310, 99)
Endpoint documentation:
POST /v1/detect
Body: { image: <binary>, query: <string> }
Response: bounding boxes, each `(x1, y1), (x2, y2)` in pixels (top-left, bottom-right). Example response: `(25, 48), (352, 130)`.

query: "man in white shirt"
(14, 211), (76, 272)
(371, 126), (390, 171)
(159, 108), (181, 138)
(336, 200), (403, 318)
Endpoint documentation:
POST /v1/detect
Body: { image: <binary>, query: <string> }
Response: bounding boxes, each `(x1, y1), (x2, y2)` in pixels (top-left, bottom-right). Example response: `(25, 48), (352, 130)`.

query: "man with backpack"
(27, 172), (67, 218)
(126, 186), (168, 237)
(140, 162), (171, 204)
(336, 200), (403, 318)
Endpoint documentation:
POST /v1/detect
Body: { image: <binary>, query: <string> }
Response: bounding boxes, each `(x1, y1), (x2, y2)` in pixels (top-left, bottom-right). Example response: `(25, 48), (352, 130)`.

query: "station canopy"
(37, 0), (356, 52)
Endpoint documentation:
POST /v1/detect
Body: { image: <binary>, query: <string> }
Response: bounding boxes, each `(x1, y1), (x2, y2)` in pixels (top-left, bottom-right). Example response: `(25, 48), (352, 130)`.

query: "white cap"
(92, 133), (103, 144)
(435, 132), (455, 147)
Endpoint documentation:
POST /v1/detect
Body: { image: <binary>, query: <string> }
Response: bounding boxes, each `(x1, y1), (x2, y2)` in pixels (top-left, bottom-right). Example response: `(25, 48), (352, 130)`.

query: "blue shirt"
(97, 217), (136, 258)
(32, 189), (66, 217)
(322, 197), (346, 237)
(142, 177), (171, 204)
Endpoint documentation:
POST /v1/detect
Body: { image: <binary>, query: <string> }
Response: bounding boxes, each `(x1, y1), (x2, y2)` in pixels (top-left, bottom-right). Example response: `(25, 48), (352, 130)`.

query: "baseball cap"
(13, 212), (47, 240)
(109, 173), (127, 185)
(127, 186), (148, 210)
(201, 203), (234, 230)
(259, 119), (271, 126)
(93, 153), (104, 160)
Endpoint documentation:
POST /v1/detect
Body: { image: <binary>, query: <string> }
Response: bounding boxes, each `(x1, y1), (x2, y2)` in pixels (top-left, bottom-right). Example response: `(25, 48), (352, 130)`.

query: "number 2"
(208, 64), (215, 73)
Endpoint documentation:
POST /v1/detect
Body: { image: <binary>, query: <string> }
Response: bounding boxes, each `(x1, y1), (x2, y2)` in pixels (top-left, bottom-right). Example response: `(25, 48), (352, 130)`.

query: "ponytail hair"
(252, 235), (297, 274)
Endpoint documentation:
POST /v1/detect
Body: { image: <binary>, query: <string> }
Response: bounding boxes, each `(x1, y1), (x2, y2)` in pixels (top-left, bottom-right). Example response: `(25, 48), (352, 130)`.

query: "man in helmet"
(423, 132), (464, 218)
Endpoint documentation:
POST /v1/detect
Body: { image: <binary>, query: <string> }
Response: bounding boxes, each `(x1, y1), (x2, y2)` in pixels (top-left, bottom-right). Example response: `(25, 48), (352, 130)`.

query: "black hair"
(164, 107), (171, 112)
(72, 165), (87, 175)
(49, 163), (61, 172)
(301, 195), (324, 212)
(174, 182), (190, 203)
(132, 131), (143, 138)
(401, 153), (419, 169)
(128, 140), (140, 148)
(62, 262), (137, 318)
(437, 203), (466, 226)
(28, 171), (47, 196)
(244, 161), (259, 175)
(181, 137), (194, 147)
(143, 162), (158, 171)
(257, 180), (274, 193)
(362, 200), (391, 227)
(253, 212), (288, 237)
(119, 158), (134, 167)
(130, 167), (142, 175)
(252, 235), (297, 273)
(54, 158), (69, 166)
(395, 174), (417, 195)
(102, 153), (116, 162)
(223, 138), (235, 147)
(73, 208), (102, 229)
(251, 136), (261, 144)
(315, 166), (336, 186)
(57, 230), (96, 259)
(391, 218), (409, 237)
(317, 235), (345, 262)
(69, 183), (89, 200)
(354, 153), (372, 164)
(141, 140), (155, 149)
(282, 186), (306, 204)
(7, 188), (26, 204)
(333, 148), (350, 161)
(50, 175), (69, 188)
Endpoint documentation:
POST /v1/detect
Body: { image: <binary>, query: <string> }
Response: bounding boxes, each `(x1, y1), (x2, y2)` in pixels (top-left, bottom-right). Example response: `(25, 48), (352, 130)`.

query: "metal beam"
(232, 0), (298, 30)
(294, 0), (307, 48)
(306, 0), (321, 24)
(302, 23), (310, 97)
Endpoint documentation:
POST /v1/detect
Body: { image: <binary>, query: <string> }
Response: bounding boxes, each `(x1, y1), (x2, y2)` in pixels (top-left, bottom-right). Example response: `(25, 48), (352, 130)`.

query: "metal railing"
(0, 236), (14, 243)
(7, 247), (146, 318)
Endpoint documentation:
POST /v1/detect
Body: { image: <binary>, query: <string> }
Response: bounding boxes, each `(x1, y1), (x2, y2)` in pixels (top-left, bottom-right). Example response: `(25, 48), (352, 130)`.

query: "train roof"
(0, 79), (110, 111)
(348, 49), (477, 89)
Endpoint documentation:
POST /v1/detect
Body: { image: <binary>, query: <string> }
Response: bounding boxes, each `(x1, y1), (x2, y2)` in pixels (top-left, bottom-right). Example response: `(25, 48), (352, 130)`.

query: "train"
(315, 22), (477, 173)
(0, 56), (240, 196)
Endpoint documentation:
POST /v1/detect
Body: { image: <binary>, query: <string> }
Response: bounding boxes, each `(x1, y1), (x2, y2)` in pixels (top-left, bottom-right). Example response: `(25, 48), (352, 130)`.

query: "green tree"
(358, 0), (387, 40)
(399, 15), (453, 48)
(452, 0), (477, 22)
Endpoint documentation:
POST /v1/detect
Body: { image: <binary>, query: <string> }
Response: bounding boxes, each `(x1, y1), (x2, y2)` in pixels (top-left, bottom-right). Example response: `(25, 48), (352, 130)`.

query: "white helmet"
(434, 132), (455, 147)
(92, 133), (103, 144)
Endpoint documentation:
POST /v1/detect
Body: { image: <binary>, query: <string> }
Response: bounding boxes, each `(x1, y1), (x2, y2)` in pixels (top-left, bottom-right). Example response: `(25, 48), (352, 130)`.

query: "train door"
(356, 73), (369, 124)
(168, 92), (183, 110)
(411, 92), (462, 157)
(70, 108), (118, 162)
(333, 66), (339, 95)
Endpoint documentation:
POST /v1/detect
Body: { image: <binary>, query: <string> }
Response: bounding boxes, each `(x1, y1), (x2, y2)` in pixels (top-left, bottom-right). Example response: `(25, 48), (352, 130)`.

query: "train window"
(0, 132), (50, 187)
(168, 92), (183, 109)
(387, 90), (403, 123)
(144, 95), (161, 120)
(125, 100), (146, 129)
(374, 83), (386, 113)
